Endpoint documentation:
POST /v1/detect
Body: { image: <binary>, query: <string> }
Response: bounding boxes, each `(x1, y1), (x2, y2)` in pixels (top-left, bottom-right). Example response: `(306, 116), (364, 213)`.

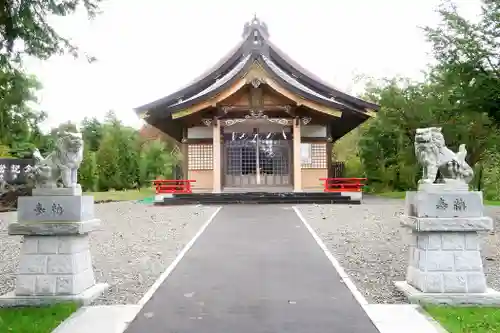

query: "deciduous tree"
(0, 0), (102, 66)
(425, 0), (500, 124)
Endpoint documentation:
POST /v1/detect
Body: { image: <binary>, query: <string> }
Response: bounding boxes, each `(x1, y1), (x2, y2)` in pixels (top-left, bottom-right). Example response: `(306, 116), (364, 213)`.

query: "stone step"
(155, 191), (361, 206)
(158, 199), (360, 205)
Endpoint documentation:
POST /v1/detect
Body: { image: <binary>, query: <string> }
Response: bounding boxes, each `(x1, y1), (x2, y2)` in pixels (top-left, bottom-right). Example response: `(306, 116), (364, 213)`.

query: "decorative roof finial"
(242, 15), (269, 39)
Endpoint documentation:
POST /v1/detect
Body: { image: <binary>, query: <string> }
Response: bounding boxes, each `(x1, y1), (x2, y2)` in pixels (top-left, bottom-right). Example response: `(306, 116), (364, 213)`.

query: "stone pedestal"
(0, 193), (108, 307)
(395, 186), (500, 305)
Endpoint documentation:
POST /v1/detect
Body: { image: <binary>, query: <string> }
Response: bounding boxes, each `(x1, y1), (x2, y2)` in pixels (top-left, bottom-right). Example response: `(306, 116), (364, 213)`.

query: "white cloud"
(21, 0), (482, 132)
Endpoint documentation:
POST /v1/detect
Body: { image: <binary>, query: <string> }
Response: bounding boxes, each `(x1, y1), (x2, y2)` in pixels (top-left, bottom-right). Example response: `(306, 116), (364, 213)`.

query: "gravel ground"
(297, 196), (500, 304)
(0, 202), (218, 305)
(2, 198), (498, 306)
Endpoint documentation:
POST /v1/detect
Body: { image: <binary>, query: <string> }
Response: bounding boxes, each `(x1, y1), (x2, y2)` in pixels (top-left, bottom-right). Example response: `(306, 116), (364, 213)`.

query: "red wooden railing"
(320, 178), (366, 193)
(153, 180), (196, 194)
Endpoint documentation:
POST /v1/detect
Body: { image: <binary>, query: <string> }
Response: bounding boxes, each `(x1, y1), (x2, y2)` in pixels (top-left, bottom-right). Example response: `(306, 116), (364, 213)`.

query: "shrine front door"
(223, 131), (291, 188)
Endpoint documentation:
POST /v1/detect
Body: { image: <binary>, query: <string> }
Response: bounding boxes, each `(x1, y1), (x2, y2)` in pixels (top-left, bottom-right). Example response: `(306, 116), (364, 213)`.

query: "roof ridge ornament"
(242, 15), (269, 39)
(251, 78), (262, 88)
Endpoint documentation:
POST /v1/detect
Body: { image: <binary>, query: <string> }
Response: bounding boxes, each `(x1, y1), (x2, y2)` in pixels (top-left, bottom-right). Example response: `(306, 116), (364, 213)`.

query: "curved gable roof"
(135, 17), (379, 116)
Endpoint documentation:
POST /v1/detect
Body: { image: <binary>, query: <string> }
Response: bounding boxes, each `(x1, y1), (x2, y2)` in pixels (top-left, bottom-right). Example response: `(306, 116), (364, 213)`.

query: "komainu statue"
(414, 127), (473, 185)
(25, 130), (84, 189)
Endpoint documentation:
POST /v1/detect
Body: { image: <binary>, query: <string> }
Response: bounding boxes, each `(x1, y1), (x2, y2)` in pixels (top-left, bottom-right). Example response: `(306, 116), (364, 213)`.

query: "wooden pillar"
(212, 119), (222, 193)
(326, 123), (333, 178)
(293, 118), (302, 192)
(181, 127), (188, 179)
(326, 140), (333, 178)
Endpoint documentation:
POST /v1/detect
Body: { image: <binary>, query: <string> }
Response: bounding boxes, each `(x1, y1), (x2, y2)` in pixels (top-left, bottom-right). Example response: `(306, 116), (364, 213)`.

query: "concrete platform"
(363, 304), (447, 333)
(52, 305), (140, 333)
(124, 205), (379, 333)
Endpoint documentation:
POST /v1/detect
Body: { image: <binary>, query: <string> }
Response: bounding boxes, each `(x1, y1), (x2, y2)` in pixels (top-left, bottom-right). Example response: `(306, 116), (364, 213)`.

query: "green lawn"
(425, 306), (500, 333)
(0, 303), (78, 333)
(86, 188), (156, 202)
(375, 191), (500, 206)
(376, 191), (407, 199)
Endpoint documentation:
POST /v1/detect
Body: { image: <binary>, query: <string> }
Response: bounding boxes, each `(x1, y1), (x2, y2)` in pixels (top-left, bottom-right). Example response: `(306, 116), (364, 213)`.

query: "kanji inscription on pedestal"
(51, 203), (64, 216)
(18, 196), (94, 222)
(454, 198), (467, 211)
(408, 192), (483, 218)
(34, 203), (46, 216)
(436, 197), (449, 210)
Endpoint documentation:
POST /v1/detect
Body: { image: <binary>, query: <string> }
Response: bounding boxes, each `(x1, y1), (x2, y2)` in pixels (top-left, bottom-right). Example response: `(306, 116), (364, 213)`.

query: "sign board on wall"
(301, 125), (326, 138)
(300, 144), (312, 164)
(187, 127), (213, 139)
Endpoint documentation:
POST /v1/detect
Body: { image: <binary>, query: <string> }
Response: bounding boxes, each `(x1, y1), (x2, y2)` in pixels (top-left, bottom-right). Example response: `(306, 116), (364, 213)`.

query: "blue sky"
(22, 0), (481, 131)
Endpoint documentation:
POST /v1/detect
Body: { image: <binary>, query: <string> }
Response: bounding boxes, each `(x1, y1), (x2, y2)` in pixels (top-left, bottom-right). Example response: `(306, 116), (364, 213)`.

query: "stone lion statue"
(414, 127), (473, 185)
(25, 130), (84, 189)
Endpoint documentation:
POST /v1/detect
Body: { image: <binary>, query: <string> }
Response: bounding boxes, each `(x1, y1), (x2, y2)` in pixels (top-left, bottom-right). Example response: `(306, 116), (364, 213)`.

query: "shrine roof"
(167, 54), (252, 110)
(135, 16), (379, 118)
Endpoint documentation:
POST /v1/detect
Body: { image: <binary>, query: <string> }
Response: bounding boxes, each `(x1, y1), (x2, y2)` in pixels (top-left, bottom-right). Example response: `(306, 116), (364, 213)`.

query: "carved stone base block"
(405, 231), (487, 293)
(0, 228), (108, 307)
(18, 195), (94, 222)
(15, 235), (95, 296)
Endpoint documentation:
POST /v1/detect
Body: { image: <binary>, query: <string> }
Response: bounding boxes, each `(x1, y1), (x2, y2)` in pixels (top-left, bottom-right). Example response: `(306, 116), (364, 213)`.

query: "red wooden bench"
(152, 180), (196, 194)
(319, 178), (366, 193)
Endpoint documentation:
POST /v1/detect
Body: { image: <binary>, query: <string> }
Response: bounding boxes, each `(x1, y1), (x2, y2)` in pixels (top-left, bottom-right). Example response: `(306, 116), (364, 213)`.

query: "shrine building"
(135, 17), (379, 194)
